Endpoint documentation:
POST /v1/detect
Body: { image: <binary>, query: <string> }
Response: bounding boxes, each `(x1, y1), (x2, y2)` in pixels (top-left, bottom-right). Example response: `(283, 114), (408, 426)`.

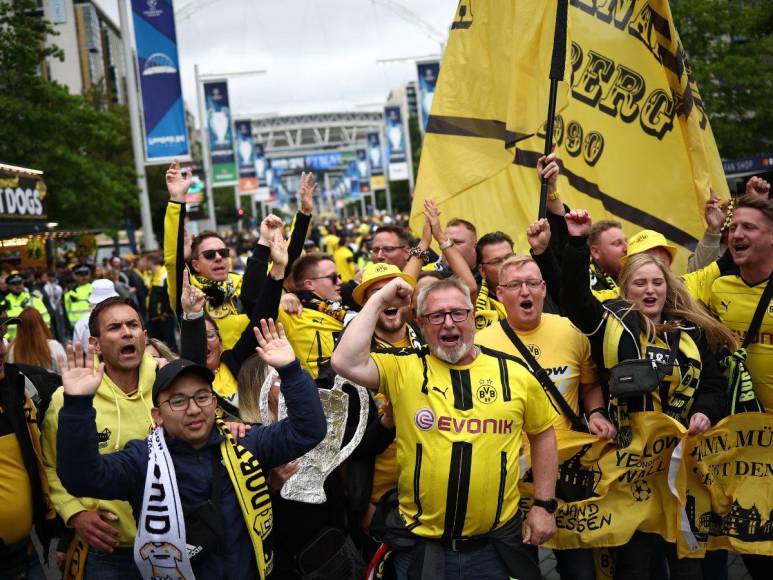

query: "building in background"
(41, 0), (127, 105)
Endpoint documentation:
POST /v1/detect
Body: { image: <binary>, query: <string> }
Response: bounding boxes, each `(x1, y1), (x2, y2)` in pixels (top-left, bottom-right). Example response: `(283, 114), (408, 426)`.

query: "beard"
(430, 341), (473, 365)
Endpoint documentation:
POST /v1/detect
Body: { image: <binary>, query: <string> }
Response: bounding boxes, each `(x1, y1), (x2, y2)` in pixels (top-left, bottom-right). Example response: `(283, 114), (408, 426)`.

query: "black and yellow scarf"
(296, 290), (351, 324)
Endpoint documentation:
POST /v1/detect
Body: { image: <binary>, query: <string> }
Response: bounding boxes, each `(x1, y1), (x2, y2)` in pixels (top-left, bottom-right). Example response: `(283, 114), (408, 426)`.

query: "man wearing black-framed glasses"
(332, 276), (559, 579)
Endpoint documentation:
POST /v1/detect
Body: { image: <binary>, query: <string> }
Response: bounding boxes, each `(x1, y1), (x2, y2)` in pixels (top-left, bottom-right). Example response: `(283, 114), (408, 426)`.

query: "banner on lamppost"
(367, 132), (384, 177)
(416, 60), (440, 134)
(203, 80), (237, 185)
(131, 0), (190, 162)
(235, 120), (258, 193)
(356, 149), (370, 183)
(255, 143), (267, 183)
(384, 106), (409, 182)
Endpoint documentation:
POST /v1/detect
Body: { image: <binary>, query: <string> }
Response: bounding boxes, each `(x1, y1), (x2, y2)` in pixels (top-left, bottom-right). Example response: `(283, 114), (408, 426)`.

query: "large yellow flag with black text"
(414, 0), (729, 273)
(413, 0), (571, 222)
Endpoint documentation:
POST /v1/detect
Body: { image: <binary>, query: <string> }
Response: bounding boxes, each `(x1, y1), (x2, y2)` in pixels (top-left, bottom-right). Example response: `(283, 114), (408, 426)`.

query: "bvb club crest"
(476, 378), (497, 404)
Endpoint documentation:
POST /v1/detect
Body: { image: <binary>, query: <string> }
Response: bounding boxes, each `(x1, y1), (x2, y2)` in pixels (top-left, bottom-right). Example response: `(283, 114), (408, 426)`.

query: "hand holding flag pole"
(538, 0), (569, 219)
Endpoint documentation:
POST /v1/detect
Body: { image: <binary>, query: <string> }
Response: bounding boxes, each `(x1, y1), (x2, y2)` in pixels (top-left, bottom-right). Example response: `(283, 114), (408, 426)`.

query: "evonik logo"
(413, 407), (513, 435)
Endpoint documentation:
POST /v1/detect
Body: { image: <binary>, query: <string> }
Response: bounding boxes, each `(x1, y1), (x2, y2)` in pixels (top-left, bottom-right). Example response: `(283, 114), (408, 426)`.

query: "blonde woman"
(559, 210), (735, 580)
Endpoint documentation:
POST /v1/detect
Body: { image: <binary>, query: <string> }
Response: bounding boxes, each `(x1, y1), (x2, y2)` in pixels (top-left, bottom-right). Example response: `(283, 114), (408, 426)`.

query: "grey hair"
(416, 277), (473, 317)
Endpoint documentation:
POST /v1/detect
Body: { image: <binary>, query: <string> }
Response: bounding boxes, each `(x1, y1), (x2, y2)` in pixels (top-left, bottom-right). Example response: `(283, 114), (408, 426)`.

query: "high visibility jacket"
(5, 291), (51, 340)
(64, 283), (92, 326)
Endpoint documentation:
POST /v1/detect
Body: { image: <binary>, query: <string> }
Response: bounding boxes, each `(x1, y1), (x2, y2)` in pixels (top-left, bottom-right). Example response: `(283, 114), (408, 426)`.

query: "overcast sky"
(96, 0), (457, 121)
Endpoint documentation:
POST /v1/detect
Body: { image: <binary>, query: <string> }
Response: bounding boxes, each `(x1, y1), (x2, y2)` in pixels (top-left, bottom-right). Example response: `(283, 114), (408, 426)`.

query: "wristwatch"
(532, 498), (558, 514)
(439, 238), (455, 251)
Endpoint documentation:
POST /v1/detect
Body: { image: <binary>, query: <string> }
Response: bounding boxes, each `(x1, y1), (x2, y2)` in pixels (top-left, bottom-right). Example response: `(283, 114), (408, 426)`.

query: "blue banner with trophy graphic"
(131, 0), (190, 162)
(366, 132), (384, 175)
(384, 106), (409, 182)
(416, 60), (440, 134)
(234, 120), (258, 193)
(204, 80), (238, 185)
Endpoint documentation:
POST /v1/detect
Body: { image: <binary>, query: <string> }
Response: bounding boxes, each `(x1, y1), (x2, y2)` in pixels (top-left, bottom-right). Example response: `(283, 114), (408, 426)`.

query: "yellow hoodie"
(42, 354), (157, 547)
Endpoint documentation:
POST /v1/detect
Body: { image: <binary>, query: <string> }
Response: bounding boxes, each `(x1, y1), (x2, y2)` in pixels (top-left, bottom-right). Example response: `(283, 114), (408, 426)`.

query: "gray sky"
(96, 0), (457, 120)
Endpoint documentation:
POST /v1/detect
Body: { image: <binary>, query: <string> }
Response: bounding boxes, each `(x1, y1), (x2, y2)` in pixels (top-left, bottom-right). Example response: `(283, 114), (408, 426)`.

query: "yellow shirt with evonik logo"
(371, 346), (556, 538)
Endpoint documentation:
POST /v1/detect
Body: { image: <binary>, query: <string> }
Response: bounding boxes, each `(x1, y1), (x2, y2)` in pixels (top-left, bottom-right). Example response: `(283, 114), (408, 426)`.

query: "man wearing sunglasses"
(55, 319), (326, 580)
(332, 276), (559, 580)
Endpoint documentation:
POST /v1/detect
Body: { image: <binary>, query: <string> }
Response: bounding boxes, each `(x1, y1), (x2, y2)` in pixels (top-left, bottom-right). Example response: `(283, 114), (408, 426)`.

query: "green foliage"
(0, 0), (138, 229)
(671, 0), (773, 158)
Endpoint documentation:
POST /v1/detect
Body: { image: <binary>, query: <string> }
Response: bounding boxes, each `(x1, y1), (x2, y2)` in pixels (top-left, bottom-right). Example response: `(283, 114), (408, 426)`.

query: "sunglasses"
(310, 273), (341, 284)
(199, 248), (230, 261)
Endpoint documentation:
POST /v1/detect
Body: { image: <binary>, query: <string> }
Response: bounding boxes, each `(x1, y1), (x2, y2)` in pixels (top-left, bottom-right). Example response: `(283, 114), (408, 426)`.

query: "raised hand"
(269, 227), (289, 269)
(704, 193), (727, 234)
(165, 159), (192, 203)
(526, 219), (552, 256)
(424, 199), (443, 239)
(62, 343), (104, 397)
(259, 214), (284, 245)
(254, 319), (296, 369)
(280, 292), (302, 316)
(181, 269), (205, 316)
(376, 277), (413, 310)
(537, 150), (560, 194)
(746, 176), (771, 199)
(299, 172), (319, 215)
(564, 209), (592, 238)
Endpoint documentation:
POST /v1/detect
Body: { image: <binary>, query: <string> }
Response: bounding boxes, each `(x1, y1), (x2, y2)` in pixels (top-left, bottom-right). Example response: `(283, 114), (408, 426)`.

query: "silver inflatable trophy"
(259, 371), (369, 504)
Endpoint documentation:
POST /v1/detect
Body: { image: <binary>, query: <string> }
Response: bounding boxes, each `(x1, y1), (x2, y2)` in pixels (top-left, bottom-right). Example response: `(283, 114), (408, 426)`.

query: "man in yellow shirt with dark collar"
(333, 275), (558, 579)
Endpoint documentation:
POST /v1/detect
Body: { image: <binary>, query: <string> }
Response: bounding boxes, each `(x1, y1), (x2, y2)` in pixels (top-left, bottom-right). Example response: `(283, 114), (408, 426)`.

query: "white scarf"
(134, 427), (196, 580)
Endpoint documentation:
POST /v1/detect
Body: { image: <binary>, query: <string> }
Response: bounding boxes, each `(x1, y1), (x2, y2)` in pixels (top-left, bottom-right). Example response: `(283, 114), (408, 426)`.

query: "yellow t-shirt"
(371, 347), (557, 538)
(476, 314), (599, 430)
(0, 431), (33, 544)
(278, 308), (343, 379)
(333, 246), (357, 283)
(693, 272), (772, 412)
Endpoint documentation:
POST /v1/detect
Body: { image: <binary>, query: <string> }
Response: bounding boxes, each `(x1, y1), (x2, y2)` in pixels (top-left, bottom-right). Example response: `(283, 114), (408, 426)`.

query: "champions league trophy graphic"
(387, 122), (404, 153)
(238, 138), (253, 166)
(209, 107), (231, 145)
(259, 372), (369, 504)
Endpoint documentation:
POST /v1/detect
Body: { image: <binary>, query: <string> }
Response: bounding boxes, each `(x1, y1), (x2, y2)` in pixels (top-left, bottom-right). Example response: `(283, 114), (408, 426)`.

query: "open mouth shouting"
(518, 298), (534, 313)
(119, 344), (138, 359)
(439, 330), (462, 349)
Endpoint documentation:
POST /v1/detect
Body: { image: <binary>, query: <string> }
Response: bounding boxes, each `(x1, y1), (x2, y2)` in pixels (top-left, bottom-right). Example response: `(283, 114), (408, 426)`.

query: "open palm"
(254, 319), (295, 368)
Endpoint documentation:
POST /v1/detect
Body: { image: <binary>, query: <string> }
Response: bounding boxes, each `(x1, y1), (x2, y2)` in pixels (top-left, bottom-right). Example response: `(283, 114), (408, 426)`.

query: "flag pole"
(538, 0), (569, 219)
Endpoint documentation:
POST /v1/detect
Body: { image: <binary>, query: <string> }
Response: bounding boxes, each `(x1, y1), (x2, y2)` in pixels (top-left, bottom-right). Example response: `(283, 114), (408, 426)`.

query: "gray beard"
(431, 341), (473, 365)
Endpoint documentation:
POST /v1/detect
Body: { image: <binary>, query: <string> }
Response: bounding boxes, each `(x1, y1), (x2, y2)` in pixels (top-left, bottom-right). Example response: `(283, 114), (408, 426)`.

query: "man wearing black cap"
(64, 265), (93, 332)
(4, 273), (51, 340)
(56, 318), (326, 580)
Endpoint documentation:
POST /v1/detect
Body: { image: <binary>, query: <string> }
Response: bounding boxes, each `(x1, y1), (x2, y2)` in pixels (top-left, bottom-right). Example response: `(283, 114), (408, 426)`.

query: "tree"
(671, 0), (773, 158)
(0, 0), (139, 229)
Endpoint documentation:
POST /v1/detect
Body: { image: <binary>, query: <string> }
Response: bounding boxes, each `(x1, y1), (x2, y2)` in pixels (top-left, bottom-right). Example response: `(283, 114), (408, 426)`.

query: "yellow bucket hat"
(352, 262), (416, 305)
(621, 229), (677, 265)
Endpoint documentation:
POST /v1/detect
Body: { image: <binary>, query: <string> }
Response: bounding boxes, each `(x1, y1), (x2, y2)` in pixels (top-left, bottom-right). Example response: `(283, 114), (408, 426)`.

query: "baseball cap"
(6, 274), (23, 285)
(88, 279), (120, 305)
(352, 262), (416, 306)
(152, 359), (214, 405)
(621, 230), (677, 265)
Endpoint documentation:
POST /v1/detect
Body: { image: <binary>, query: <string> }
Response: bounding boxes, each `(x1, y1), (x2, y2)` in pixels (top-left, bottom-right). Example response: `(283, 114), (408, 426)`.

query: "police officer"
(4, 273), (50, 340)
(64, 265), (92, 333)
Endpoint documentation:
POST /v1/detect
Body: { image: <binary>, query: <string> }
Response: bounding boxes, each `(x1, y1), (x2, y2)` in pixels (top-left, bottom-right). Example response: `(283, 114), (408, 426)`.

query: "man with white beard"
(332, 276), (559, 580)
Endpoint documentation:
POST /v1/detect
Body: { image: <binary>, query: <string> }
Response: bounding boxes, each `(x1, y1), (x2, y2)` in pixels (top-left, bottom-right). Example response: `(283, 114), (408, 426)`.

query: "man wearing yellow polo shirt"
(332, 276), (558, 579)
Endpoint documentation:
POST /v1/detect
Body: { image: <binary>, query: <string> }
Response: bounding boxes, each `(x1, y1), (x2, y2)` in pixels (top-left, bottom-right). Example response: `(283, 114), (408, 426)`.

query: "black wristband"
(587, 406), (608, 419)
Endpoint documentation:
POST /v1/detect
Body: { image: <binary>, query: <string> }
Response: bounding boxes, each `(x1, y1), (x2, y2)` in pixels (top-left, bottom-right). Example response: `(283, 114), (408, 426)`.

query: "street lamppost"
(194, 67), (267, 231)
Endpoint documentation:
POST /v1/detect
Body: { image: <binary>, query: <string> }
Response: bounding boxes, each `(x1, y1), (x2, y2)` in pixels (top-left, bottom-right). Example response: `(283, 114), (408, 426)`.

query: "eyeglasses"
(423, 308), (471, 325)
(199, 248), (230, 261)
(371, 245), (406, 255)
(481, 253), (515, 267)
(205, 330), (220, 342)
(499, 279), (543, 291)
(161, 389), (215, 412)
(310, 273), (341, 284)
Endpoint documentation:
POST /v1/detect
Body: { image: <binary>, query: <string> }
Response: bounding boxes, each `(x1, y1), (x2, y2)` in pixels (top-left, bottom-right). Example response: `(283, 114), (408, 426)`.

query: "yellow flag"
(413, 0), (571, 227)
(414, 0), (728, 274)
(673, 412), (773, 558)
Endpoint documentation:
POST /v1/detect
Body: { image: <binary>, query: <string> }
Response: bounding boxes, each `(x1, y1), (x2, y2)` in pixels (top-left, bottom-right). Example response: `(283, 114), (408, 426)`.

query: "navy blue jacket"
(57, 360), (326, 580)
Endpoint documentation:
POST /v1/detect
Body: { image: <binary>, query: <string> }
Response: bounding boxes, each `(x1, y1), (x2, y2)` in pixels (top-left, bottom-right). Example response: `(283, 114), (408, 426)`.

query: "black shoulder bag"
(498, 320), (587, 433)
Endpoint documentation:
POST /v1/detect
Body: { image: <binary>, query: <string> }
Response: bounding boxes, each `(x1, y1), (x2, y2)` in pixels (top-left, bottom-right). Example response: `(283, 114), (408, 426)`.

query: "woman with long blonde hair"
(8, 307), (67, 373)
(559, 210), (733, 580)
